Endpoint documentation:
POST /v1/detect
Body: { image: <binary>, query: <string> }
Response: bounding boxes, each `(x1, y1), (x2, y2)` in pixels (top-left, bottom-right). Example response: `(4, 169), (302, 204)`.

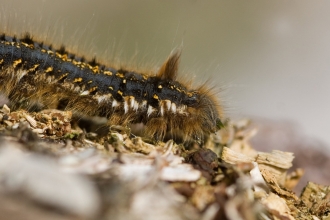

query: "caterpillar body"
(0, 33), (223, 143)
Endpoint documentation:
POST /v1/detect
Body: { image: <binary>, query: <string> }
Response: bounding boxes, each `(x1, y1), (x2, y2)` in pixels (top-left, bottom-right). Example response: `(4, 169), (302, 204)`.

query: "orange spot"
(73, 78), (83, 83)
(58, 73), (69, 80)
(89, 87), (97, 92)
(45, 66), (53, 73)
(12, 59), (22, 68)
(28, 64), (40, 72)
(116, 73), (124, 78)
(104, 71), (113, 76)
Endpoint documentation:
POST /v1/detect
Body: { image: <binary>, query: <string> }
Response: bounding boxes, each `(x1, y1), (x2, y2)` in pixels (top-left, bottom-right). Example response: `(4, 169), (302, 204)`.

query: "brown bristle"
(157, 51), (180, 80)
(56, 45), (67, 54)
(20, 33), (34, 44)
(88, 57), (98, 66)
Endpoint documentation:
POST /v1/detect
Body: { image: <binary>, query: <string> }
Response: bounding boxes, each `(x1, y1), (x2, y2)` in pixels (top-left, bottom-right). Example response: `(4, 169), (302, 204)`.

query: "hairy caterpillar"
(0, 33), (224, 143)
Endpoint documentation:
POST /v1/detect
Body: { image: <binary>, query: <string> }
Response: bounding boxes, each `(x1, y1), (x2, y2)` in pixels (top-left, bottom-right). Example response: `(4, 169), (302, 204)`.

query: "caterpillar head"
(183, 88), (224, 142)
(148, 51), (224, 143)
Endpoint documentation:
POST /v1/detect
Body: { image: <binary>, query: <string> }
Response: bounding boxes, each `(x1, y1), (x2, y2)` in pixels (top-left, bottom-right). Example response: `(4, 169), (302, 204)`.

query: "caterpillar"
(0, 33), (224, 143)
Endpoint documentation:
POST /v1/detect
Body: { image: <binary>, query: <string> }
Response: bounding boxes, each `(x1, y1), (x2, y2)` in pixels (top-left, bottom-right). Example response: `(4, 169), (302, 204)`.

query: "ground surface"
(0, 105), (329, 220)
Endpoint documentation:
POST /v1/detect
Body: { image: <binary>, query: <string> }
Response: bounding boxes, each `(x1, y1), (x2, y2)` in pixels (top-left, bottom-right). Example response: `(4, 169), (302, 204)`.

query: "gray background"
(1, 0), (330, 148)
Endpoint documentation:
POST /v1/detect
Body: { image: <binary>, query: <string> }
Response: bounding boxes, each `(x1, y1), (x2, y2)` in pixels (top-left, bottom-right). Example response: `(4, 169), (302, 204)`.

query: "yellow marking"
(45, 66), (53, 73)
(41, 49), (47, 53)
(176, 88), (182, 92)
(123, 79), (126, 83)
(12, 59), (22, 68)
(47, 50), (54, 55)
(58, 73), (69, 80)
(116, 73), (124, 78)
(104, 71), (113, 76)
(92, 65), (99, 73)
(153, 94), (159, 100)
(89, 87), (97, 92)
(28, 64), (40, 72)
(144, 92), (147, 97)
(109, 86), (114, 90)
(87, 80), (93, 84)
(158, 85), (162, 89)
(187, 92), (193, 97)
(170, 86), (174, 89)
(118, 90), (123, 96)
(57, 53), (68, 61)
(21, 42), (33, 48)
(73, 77), (83, 83)
(142, 74), (148, 80)
(72, 60), (81, 65)
(0, 59), (3, 65)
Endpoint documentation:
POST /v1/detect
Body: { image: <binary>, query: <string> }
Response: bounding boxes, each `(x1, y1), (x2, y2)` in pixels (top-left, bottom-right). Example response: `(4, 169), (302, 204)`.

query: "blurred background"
(1, 0), (329, 187)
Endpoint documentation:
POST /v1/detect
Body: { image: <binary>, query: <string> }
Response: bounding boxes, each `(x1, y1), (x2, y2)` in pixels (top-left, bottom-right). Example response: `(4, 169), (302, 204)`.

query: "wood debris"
(0, 106), (329, 220)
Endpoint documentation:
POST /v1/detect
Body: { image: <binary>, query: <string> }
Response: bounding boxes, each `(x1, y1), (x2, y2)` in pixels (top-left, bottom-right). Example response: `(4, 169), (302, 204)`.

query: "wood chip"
(257, 150), (294, 169)
(221, 147), (255, 164)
